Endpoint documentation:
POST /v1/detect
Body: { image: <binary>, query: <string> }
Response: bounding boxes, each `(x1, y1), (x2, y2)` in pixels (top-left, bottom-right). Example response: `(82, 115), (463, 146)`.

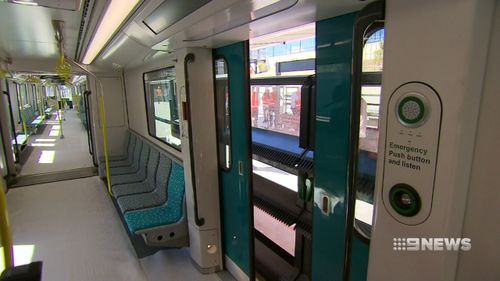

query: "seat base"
(136, 216), (189, 248)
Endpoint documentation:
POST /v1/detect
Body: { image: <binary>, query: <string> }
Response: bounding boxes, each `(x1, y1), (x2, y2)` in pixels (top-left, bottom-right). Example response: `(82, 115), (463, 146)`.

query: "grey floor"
(6, 176), (235, 281)
(8, 108), (236, 280)
(19, 109), (94, 176)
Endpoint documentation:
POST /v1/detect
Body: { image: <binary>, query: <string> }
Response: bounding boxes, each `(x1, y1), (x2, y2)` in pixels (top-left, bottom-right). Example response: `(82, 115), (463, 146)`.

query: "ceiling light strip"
(82, 0), (140, 64)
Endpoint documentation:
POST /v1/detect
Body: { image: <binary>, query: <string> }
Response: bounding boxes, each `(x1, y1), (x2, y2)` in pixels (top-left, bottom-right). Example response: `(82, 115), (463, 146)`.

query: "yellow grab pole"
(56, 87), (64, 138)
(0, 178), (14, 269)
(37, 86), (43, 118)
(99, 95), (112, 196)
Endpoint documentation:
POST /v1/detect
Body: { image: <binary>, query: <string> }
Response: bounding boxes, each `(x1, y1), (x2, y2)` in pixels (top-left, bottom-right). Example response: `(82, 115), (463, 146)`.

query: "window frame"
(142, 66), (181, 151)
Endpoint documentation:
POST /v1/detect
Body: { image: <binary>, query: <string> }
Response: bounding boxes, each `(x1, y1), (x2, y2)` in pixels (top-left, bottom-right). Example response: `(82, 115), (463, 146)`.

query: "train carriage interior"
(0, 0), (499, 280)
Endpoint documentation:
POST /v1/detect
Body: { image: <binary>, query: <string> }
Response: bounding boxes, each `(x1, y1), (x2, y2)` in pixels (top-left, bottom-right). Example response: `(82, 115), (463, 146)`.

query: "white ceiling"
(92, 0), (374, 70)
(0, 2), (82, 60)
(0, 0), (375, 72)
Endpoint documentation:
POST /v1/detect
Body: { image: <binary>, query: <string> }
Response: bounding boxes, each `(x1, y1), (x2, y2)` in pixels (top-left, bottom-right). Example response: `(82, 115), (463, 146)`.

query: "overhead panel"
(183, 0), (298, 42)
(142, 0), (212, 35)
(7, 0), (82, 11)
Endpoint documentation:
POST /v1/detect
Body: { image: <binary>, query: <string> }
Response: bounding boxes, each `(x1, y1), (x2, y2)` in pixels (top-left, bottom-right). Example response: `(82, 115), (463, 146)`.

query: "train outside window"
(143, 67), (181, 150)
(250, 37), (315, 137)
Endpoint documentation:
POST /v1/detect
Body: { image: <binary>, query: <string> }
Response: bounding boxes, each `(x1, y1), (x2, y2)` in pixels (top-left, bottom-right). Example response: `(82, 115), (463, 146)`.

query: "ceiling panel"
(143, 0), (211, 34)
(0, 2), (82, 60)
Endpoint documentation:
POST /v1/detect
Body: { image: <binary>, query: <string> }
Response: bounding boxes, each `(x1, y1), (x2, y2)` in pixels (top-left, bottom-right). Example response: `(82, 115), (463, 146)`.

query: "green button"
(398, 96), (426, 126)
(389, 183), (421, 217)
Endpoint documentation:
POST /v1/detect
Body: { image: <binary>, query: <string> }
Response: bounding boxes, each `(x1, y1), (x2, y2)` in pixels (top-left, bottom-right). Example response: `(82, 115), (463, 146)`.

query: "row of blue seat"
(101, 131), (188, 250)
(22, 106), (45, 134)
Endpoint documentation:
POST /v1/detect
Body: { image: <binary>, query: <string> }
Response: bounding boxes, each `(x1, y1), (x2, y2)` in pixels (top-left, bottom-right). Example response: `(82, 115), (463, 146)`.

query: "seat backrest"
(146, 148), (160, 185)
(155, 154), (172, 188)
(23, 107), (33, 122)
(131, 138), (143, 168)
(166, 163), (185, 219)
(127, 134), (137, 162)
(135, 143), (150, 173)
(123, 131), (131, 155)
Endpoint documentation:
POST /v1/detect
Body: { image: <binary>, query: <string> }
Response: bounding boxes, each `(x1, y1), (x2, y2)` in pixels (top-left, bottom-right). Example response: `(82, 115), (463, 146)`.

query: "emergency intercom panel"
(382, 82), (442, 225)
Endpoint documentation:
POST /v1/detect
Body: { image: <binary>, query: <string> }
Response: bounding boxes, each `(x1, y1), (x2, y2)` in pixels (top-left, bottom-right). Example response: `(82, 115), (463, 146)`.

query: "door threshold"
(8, 167), (98, 188)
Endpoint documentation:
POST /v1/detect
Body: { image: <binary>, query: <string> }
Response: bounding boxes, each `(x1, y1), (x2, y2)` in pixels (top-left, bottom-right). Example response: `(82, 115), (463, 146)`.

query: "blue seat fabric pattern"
(106, 134), (136, 167)
(109, 139), (144, 175)
(111, 153), (171, 197)
(117, 154), (173, 212)
(124, 163), (185, 233)
(110, 146), (157, 186)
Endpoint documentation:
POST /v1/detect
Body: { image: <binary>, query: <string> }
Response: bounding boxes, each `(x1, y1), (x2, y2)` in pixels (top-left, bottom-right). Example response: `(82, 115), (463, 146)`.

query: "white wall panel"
(456, 2), (500, 280)
(122, 52), (182, 159)
(368, 1), (496, 280)
(88, 74), (128, 158)
(101, 76), (126, 128)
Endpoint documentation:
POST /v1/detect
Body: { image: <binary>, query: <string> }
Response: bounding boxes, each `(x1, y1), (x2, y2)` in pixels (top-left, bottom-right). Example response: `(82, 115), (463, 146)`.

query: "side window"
(143, 67), (181, 150)
(214, 58), (231, 169)
(354, 28), (384, 236)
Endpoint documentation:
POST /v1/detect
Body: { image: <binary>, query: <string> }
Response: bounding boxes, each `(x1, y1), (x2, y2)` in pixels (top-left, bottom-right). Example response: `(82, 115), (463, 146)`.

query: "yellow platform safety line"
(0, 178), (14, 269)
(99, 95), (113, 196)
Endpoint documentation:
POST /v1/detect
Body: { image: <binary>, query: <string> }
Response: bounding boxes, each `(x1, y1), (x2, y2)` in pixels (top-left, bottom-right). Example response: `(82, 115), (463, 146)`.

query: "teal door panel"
(350, 237), (369, 281)
(312, 12), (358, 281)
(214, 42), (253, 277)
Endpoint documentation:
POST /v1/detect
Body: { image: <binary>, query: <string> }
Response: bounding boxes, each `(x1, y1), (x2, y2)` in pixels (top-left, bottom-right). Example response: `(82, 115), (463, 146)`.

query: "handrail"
(0, 178), (14, 269)
(16, 83), (28, 139)
(2, 90), (20, 163)
(83, 91), (94, 156)
(184, 53), (205, 227)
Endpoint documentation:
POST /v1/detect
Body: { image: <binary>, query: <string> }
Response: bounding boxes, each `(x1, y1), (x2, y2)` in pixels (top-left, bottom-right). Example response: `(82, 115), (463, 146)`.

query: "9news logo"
(393, 238), (472, 251)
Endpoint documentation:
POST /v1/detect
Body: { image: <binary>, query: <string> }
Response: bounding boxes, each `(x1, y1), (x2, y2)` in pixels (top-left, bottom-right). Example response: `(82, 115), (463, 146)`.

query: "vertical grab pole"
(99, 95), (112, 196)
(0, 178), (13, 269)
(40, 86), (45, 119)
(37, 86), (42, 120)
(56, 86), (64, 139)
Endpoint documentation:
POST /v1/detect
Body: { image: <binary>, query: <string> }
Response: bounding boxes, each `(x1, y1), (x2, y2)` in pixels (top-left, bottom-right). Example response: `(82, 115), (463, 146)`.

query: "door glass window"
(250, 23), (316, 280)
(214, 58), (231, 170)
(355, 28), (384, 231)
(143, 67), (181, 150)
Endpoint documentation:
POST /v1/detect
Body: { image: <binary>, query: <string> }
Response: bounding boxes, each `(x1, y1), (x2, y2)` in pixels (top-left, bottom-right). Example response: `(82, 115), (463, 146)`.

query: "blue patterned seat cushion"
(112, 182), (155, 198)
(105, 134), (137, 167)
(124, 163), (185, 233)
(111, 173), (146, 186)
(117, 192), (163, 213)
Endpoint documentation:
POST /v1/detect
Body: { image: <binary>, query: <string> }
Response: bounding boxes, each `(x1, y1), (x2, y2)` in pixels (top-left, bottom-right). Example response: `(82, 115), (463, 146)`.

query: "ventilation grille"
(252, 142), (313, 174)
(254, 196), (312, 239)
